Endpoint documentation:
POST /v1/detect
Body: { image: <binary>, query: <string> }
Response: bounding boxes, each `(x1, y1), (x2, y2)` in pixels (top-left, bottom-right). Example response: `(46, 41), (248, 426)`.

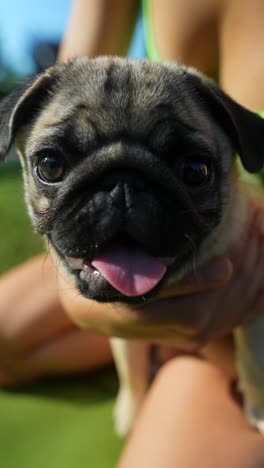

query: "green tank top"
(142, 0), (160, 61)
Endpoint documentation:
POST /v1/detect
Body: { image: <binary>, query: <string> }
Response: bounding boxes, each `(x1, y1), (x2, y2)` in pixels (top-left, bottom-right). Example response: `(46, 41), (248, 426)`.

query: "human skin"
(0, 255), (112, 386)
(118, 357), (264, 468)
(1, 0), (264, 466)
(58, 0), (139, 61)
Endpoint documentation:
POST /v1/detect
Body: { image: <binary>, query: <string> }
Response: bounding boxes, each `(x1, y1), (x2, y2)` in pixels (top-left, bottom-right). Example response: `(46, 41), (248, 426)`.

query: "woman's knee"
(154, 355), (226, 393)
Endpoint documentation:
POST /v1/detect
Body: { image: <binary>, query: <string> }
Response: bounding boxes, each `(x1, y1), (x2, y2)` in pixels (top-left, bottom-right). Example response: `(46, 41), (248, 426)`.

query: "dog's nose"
(99, 171), (147, 193)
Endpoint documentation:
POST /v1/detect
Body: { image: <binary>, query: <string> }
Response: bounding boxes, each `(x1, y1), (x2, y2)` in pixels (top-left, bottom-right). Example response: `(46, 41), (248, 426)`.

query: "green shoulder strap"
(142, 0), (161, 61)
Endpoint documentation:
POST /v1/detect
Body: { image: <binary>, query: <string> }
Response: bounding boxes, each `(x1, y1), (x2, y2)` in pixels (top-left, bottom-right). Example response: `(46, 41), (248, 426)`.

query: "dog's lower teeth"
(67, 257), (84, 269)
(83, 261), (94, 271)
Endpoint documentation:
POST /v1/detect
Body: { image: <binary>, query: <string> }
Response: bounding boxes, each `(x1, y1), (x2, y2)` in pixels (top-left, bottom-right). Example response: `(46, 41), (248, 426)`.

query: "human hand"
(59, 207), (264, 351)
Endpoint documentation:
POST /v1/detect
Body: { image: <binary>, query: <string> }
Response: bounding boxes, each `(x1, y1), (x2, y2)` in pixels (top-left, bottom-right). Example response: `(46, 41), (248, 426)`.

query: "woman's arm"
(58, 0), (139, 62)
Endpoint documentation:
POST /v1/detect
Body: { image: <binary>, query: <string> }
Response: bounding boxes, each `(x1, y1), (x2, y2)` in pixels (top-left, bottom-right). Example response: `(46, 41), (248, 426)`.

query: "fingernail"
(202, 258), (233, 282)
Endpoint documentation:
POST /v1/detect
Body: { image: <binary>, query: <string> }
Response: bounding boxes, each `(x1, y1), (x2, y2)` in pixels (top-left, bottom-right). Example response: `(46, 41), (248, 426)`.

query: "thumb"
(161, 257), (233, 297)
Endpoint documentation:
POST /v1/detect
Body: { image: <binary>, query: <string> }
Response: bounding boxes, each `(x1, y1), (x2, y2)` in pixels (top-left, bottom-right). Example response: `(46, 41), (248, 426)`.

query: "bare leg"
(220, 0), (264, 110)
(119, 357), (264, 468)
(151, 0), (219, 74)
(58, 0), (139, 61)
(0, 255), (112, 385)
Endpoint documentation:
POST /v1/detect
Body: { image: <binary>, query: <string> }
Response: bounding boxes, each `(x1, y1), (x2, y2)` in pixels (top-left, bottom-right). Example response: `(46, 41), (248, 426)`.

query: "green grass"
(0, 164), (123, 468)
(0, 163), (43, 271)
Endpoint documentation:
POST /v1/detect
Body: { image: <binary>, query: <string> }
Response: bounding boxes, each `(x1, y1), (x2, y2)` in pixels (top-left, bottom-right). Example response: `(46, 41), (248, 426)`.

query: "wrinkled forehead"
(26, 58), (227, 158)
(33, 60), (185, 120)
(53, 57), (193, 119)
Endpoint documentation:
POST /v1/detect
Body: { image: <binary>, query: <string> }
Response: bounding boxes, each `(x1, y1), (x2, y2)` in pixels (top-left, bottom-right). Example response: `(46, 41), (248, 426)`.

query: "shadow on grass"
(0, 162), (43, 272)
(4, 366), (118, 406)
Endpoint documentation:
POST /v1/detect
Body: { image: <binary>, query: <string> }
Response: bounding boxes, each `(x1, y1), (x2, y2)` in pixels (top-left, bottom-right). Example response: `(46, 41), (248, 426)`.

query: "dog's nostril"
(99, 172), (146, 192)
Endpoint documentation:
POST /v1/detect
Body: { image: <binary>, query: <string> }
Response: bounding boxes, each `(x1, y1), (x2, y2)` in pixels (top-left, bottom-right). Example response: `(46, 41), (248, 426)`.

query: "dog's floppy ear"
(0, 68), (58, 162)
(192, 73), (264, 173)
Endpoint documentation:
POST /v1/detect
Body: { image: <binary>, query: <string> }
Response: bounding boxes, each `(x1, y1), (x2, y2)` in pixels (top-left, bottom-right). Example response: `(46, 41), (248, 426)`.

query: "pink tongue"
(91, 247), (167, 297)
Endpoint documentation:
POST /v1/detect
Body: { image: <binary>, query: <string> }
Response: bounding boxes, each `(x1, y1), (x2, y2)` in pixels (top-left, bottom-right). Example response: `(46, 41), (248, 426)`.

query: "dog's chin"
(78, 275), (160, 304)
(62, 249), (192, 304)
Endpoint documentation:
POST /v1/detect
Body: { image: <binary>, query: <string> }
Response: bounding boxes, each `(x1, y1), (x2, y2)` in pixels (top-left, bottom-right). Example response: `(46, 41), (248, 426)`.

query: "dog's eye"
(36, 155), (66, 183)
(175, 160), (210, 187)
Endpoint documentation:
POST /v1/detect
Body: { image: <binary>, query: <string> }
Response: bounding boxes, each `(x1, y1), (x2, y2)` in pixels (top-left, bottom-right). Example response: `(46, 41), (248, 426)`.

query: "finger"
(165, 257), (233, 296)
(138, 291), (215, 340)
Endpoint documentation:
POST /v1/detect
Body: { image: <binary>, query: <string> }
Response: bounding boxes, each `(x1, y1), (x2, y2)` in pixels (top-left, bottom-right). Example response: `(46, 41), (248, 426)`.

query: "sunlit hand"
(60, 208), (264, 350)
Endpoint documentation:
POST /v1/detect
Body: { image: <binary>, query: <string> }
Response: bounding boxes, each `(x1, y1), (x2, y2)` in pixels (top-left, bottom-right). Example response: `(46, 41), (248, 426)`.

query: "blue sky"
(0, 0), (145, 77)
(0, 0), (72, 75)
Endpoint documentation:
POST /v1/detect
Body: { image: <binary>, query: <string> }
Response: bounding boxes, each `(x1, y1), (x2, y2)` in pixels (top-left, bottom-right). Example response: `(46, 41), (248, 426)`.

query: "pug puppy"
(1, 56), (264, 437)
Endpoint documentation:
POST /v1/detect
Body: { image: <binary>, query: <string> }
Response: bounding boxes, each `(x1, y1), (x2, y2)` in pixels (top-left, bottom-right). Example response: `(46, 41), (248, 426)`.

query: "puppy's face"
(1, 57), (264, 306)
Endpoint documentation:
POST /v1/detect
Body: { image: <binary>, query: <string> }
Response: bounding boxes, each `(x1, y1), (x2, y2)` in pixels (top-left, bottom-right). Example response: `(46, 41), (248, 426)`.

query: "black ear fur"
(0, 69), (58, 162)
(191, 73), (264, 173)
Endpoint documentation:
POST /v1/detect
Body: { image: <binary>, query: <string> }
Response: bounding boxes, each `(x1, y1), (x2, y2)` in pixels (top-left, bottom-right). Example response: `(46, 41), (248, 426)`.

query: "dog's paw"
(245, 403), (264, 434)
(113, 387), (139, 438)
